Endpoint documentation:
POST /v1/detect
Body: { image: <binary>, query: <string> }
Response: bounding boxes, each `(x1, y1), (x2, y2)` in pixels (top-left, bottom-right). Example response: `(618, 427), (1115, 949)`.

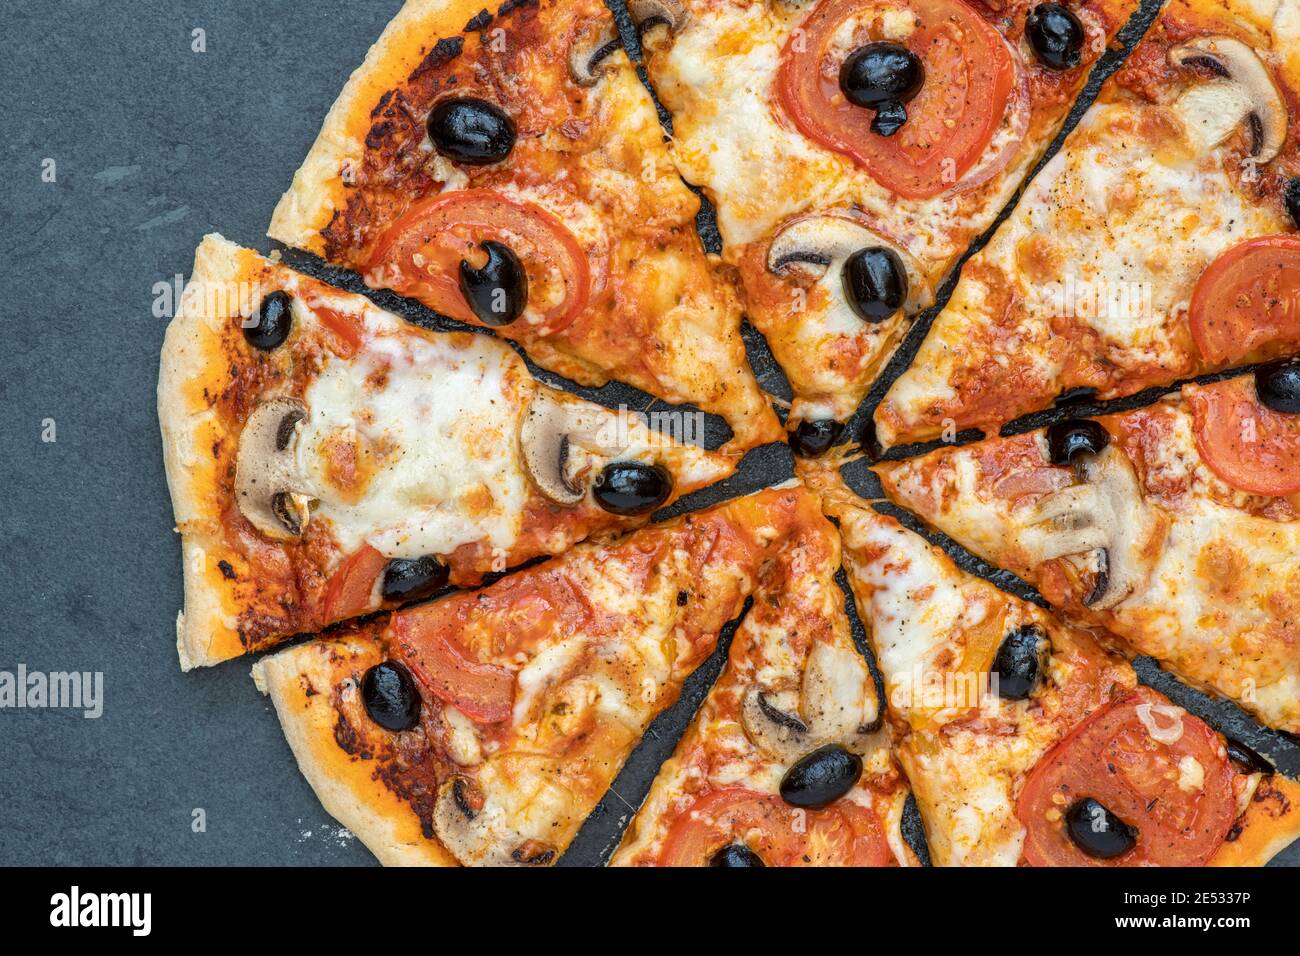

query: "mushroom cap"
(1168, 35), (1287, 163)
(519, 387), (622, 506)
(627, 0), (690, 35)
(234, 397), (311, 540)
(568, 20), (621, 87)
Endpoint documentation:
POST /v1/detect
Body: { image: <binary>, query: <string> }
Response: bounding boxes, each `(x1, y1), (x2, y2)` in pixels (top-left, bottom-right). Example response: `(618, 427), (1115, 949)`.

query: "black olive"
(1255, 358), (1300, 414)
(839, 42), (925, 137)
(1225, 736), (1276, 776)
(710, 843), (766, 867)
(843, 247), (908, 323)
(779, 744), (863, 809)
(1045, 417), (1110, 465)
(244, 290), (293, 350)
(789, 419), (843, 458)
(426, 97), (516, 164)
(458, 240), (528, 326)
(381, 555), (450, 604)
(1065, 797), (1137, 859)
(1026, 3), (1085, 71)
(991, 623), (1049, 700)
(361, 661), (421, 732)
(1285, 178), (1300, 230)
(592, 461), (673, 516)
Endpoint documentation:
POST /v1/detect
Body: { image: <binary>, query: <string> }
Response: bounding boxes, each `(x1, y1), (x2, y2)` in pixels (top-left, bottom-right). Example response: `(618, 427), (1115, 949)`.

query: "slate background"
(1, 0), (1296, 866)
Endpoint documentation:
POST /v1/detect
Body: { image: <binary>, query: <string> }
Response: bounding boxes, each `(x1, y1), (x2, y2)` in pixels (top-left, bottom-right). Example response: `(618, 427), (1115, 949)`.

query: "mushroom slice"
(234, 398), (312, 539)
(1022, 445), (1163, 610)
(433, 776), (558, 866)
(569, 20), (622, 86)
(1168, 36), (1286, 163)
(628, 0), (689, 36)
(740, 686), (809, 764)
(800, 641), (881, 754)
(519, 388), (615, 505)
(766, 213), (933, 318)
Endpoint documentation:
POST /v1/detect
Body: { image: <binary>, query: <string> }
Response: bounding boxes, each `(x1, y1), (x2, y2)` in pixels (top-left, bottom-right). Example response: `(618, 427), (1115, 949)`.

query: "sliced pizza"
(876, 0), (1300, 448)
(268, 0), (781, 452)
(629, 0), (1140, 436)
(159, 235), (740, 670)
(611, 495), (913, 866)
(807, 466), (1300, 866)
(252, 485), (823, 866)
(874, 369), (1300, 732)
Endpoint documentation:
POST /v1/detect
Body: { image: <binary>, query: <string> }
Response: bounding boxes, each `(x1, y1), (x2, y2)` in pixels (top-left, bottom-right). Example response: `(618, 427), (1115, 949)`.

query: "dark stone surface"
(1, 0), (1294, 867)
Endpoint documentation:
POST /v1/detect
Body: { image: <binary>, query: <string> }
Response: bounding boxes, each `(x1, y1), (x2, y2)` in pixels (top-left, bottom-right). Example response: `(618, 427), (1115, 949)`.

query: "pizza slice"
(251, 485), (823, 866)
(611, 494), (913, 866)
(159, 235), (741, 670)
(876, 0), (1300, 448)
(268, 0), (781, 452)
(629, 0), (1139, 439)
(874, 369), (1300, 732)
(807, 466), (1300, 866)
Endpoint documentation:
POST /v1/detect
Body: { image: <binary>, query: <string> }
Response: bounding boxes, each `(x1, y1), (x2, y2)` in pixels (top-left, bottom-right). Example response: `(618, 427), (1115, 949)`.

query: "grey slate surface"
(0, 0), (1296, 867)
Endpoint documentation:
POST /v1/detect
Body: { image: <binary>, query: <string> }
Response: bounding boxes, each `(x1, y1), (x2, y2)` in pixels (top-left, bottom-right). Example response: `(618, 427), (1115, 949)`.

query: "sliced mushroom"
(234, 398), (312, 539)
(1168, 36), (1287, 163)
(433, 775), (558, 866)
(569, 21), (622, 86)
(1023, 445), (1163, 610)
(519, 388), (613, 505)
(628, 0), (689, 36)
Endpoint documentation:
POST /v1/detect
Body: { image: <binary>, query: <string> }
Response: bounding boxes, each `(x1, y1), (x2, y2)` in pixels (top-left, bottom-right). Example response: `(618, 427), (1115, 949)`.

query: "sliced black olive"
(244, 290), (293, 350)
(991, 623), (1049, 700)
(842, 247), (908, 323)
(361, 661), (421, 732)
(458, 240), (528, 326)
(710, 843), (765, 867)
(593, 461), (673, 516)
(789, 418), (842, 458)
(381, 555), (450, 604)
(1285, 178), (1300, 230)
(1065, 797), (1137, 859)
(426, 97), (516, 165)
(1026, 3), (1085, 72)
(1225, 736), (1276, 776)
(779, 744), (863, 809)
(1255, 357), (1300, 414)
(1045, 417), (1110, 465)
(839, 42), (924, 137)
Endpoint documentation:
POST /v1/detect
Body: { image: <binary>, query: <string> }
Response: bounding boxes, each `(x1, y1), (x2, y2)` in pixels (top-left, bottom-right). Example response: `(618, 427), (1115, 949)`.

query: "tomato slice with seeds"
(657, 788), (891, 866)
(321, 544), (387, 623)
(1017, 687), (1236, 867)
(363, 189), (591, 334)
(777, 0), (1014, 199)
(1189, 235), (1300, 365)
(1187, 376), (1300, 497)
(391, 604), (515, 724)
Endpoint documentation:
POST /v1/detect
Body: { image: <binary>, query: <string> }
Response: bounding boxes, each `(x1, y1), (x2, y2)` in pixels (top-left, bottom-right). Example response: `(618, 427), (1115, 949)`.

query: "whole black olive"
(593, 461), (673, 516)
(1283, 177), (1300, 230)
(710, 843), (766, 867)
(426, 97), (516, 165)
(1255, 358), (1300, 414)
(779, 744), (863, 809)
(361, 661), (421, 732)
(789, 418), (843, 458)
(839, 42), (925, 136)
(459, 240), (528, 326)
(1224, 736), (1276, 776)
(381, 555), (450, 604)
(843, 247), (908, 323)
(992, 623), (1049, 700)
(244, 290), (293, 350)
(1065, 797), (1137, 859)
(1045, 417), (1110, 465)
(1026, 3), (1085, 71)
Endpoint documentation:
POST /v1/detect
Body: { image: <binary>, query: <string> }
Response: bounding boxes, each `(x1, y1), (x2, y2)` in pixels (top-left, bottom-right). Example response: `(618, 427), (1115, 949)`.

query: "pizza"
(875, 0), (1300, 448)
(808, 466), (1300, 866)
(611, 494), (914, 866)
(158, 235), (741, 669)
(267, 0), (782, 452)
(874, 370), (1300, 733)
(252, 485), (824, 866)
(630, 0), (1140, 440)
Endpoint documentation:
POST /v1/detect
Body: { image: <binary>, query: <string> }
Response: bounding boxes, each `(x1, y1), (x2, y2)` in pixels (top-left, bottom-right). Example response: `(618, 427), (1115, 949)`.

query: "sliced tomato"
(309, 299), (366, 357)
(777, 0), (1014, 199)
(1187, 376), (1300, 496)
(1189, 235), (1300, 365)
(390, 605), (515, 724)
(657, 788), (891, 867)
(362, 189), (591, 334)
(321, 544), (387, 623)
(1017, 687), (1236, 867)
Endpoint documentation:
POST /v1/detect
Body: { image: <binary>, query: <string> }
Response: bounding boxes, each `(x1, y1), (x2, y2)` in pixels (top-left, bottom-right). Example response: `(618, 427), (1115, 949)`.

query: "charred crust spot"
(676, 589), (689, 606)
(217, 560), (236, 580)
(511, 840), (557, 865)
(333, 711), (369, 757)
(497, 0), (537, 15)
(1225, 823), (1243, 842)
(370, 89), (395, 119)
(464, 8), (493, 31)
(409, 35), (465, 83)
